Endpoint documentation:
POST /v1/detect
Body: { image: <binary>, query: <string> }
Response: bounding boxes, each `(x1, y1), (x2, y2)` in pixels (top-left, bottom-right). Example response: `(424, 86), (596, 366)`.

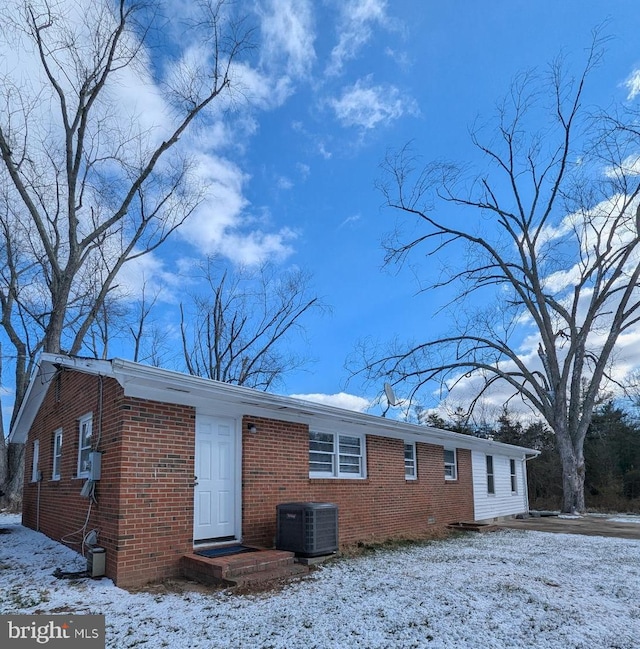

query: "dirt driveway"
(499, 514), (640, 540)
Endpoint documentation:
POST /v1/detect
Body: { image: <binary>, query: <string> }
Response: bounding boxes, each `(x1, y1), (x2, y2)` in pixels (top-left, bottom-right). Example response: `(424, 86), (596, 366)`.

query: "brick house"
(10, 354), (538, 588)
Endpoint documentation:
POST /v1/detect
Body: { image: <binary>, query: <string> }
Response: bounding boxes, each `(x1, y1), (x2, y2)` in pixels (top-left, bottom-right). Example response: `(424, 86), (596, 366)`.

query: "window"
(52, 429), (63, 480)
(444, 448), (457, 480)
(77, 414), (93, 477)
(486, 455), (495, 494)
(309, 431), (365, 478)
(510, 458), (517, 493)
(404, 442), (417, 479)
(31, 440), (40, 483)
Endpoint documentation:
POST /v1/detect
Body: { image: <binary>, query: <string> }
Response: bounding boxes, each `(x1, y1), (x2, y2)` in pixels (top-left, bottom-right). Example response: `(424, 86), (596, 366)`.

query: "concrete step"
(181, 549), (308, 588)
(223, 550), (296, 579)
(225, 563), (309, 589)
(447, 521), (500, 533)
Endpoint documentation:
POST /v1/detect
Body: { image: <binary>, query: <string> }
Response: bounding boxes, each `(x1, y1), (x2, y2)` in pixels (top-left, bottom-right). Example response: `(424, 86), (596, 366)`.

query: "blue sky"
(5, 0), (640, 421)
(197, 0), (640, 413)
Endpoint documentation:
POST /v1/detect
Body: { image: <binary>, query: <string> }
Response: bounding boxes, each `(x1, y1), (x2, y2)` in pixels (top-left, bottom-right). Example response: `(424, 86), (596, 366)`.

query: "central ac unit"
(276, 502), (338, 557)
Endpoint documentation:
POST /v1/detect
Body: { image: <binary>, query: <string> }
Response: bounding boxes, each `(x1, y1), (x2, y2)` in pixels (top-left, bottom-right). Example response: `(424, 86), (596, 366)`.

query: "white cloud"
(218, 228), (297, 266)
(229, 61), (295, 110)
(339, 213), (361, 228)
(604, 154), (640, 178)
(258, 0), (316, 80)
(318, 142), (333, 159)
(330, 77), (418, 129)
(296, 162), (311, 180)
(326, 0), (389, 77)
(624, 68), (640, 101)
(114, 253), (185, 304)
(175, 152), (297, 265)
(277, 175), (294, 190)
(290, 391), (371, 412)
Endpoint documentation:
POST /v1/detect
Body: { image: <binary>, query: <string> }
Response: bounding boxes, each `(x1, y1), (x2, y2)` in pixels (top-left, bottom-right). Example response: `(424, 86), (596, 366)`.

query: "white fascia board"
(109, 358), (539, 457)
(9, 354), (117, 443)
(10, 353), (540, 460)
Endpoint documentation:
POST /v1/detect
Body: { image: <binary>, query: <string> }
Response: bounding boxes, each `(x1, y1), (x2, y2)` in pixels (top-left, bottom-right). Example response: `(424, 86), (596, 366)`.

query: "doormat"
(195, 545), (258, 559)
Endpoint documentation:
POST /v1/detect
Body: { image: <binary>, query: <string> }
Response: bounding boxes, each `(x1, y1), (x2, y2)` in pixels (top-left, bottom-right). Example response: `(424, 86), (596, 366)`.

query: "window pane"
(487, 455), (495, 493)
(310, 439), (334, 453)
(310, 456), (333, 473)
(31, 440), (39, 482)
(444, 448), (456, 479)
(310, 432), (334, 474)
(339, 455), (361, 473)
(310, 431), (333, 443)
(338, 436), (360, 455)
(53, 431), (62, 478)
(81, 420), (92, 447)
(405, 443), (416, 478)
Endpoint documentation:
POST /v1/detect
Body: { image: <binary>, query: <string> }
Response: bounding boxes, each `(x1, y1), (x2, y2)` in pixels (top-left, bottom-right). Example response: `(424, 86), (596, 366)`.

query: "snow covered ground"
(1, 513), (639, 648)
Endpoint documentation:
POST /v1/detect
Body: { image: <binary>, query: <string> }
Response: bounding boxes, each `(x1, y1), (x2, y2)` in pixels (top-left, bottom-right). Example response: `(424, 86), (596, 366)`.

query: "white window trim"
(510, 458), (518, 494)
(31, 440), (40, 483)
(309, 430), (367, 479)
(486, 454), (495, 495)
(52, 428), (63, 480)
(77, 413), (93, 478)
(444, 447), (457, 481)
(404, 442), (417, 480)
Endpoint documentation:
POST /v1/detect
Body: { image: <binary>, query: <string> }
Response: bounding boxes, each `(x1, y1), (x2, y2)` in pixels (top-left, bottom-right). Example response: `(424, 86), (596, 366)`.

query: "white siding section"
(472, 451), (529, 521)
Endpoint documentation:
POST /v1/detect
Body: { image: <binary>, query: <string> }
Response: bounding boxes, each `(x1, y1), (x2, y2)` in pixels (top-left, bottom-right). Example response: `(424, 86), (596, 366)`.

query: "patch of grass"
(338, 529), (454, 559)
(6, 586), (50, 609)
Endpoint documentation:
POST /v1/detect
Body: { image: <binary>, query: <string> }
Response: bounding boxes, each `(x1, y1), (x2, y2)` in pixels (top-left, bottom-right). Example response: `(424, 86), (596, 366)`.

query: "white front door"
(193, 415), (238, 542)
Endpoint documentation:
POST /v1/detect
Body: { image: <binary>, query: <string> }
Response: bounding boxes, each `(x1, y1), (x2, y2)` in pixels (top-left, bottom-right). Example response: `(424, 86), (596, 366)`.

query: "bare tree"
(356, 38), (640, 512)
(180, 259), (326, 390)
(0, 0), (253, 507)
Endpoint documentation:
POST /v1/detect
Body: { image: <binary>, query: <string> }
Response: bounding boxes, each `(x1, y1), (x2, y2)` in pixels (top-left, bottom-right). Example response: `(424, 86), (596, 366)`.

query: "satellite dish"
(384, 382), (398, 407)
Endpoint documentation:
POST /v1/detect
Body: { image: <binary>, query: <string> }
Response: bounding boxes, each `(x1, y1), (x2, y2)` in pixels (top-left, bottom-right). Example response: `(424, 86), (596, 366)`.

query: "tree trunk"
(1, 443), (23, 512)
(557, 434), (586, 514)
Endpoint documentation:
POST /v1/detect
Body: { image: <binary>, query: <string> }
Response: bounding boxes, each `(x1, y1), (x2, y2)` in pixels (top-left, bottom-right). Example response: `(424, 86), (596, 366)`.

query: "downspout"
(523, 453), (538, 515)
(35, 468), (43, 531)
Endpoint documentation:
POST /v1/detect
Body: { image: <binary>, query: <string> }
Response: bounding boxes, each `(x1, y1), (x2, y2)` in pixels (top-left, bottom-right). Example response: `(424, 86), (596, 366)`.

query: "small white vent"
(86, 547), (106, 577)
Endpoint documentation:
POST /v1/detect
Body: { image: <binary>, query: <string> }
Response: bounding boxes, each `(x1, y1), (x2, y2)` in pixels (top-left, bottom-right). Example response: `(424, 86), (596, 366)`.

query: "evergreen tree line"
(427, 404), (640, 513)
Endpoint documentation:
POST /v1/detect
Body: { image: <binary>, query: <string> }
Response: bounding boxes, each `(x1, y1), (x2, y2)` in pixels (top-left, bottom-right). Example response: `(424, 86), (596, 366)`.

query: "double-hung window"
(31, 440), (40, 483)
(309, 431), (365, 478)
(510, 458), (517, 493)
(486, 455), (495, 494)
(52, 429), (63, 480)
(444, 448), (457, 480)
(77, 414), (93, 478)
(404, 442), (417, 479)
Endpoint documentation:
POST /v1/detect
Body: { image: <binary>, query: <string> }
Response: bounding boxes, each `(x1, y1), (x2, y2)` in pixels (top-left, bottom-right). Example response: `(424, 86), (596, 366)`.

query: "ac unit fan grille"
(276, 502), (338, 557)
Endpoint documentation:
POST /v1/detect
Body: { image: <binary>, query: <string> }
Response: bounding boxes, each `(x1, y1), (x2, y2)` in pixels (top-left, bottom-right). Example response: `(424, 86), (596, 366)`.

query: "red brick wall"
(23, 372), (473, 588)
(22, 369), (196, 588)
(112, 398), (195, 587)
(22, 370), (124, 579)
(241, 416), (474, 548)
